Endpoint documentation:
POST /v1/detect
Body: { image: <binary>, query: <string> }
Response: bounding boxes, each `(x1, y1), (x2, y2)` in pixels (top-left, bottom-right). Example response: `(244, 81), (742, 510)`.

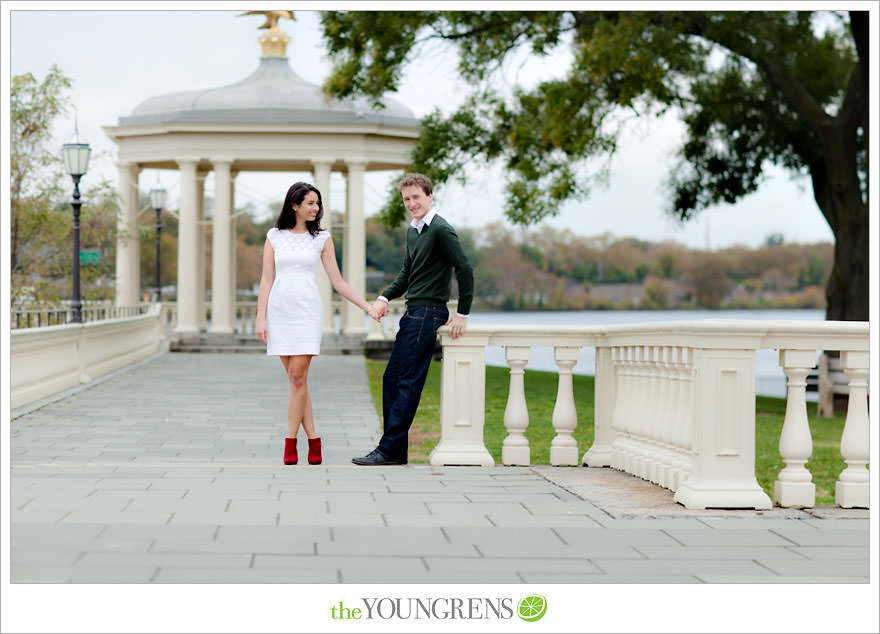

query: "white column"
(175, 160), (200, 335)
(209, 160), (233, 334)
(229, 171), (238, 330)
(342, 160), (367, 336)
(313, 162), (334, 334)
(196, 171), (207, 330)
(836, 350), (870, 508)
(502, 346), (530, 465)
(114, 162), (141, 306)
(774, 349), (817, 508)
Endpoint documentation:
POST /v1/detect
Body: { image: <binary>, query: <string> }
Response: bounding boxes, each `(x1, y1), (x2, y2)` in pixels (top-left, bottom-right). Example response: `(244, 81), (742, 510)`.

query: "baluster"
(652, 346), (675, 487)
(502, 346), (530, 465)
(632, 346), (649, 479)
(609, 347), (625, 470)
(663, 347), (681, 487)
(654, 347), (674, 489)
(774, 349), (817, 507)
(366, 310), (384, 341)
(611, 346), (632, 471)
(643, 346), (661, 483)
(639, 346), (655, 479)
(668, 347), (691, 489)
(639, 347), (655, 481)
(621, 346), (639, 473)
(836, 351), (870, 508)
(550, 346), (579, 465)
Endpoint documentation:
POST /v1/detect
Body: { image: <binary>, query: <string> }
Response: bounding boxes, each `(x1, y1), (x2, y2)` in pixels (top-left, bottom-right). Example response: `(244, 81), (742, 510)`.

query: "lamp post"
(149, 187), (167, 301)
(62, 124), (91, 323)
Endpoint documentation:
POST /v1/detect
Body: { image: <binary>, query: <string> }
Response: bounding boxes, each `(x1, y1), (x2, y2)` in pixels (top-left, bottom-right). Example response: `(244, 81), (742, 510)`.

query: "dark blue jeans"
(378, 304), (449, 460)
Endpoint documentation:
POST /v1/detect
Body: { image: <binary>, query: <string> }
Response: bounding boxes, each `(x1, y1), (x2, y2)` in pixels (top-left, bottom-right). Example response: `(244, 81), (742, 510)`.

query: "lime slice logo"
(517, 594), (547, 622)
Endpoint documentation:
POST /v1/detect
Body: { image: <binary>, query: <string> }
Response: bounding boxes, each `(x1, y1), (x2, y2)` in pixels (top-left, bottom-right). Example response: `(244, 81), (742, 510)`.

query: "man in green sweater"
(352, 173), (474, 466)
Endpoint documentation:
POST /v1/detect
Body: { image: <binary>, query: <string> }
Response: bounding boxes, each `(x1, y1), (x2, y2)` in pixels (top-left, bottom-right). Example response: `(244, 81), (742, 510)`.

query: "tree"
(11, 66), (71, 282)
(319, 10), (868, 320)
(11, 67), (127, 306)
(687, 257), (730, 309)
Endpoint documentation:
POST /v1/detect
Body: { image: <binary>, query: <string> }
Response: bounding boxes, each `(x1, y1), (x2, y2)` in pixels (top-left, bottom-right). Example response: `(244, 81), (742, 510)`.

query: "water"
(464, 309), (826, 399)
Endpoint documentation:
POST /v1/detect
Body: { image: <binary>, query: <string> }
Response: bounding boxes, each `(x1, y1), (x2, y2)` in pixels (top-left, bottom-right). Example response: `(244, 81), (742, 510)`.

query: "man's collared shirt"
(411, 209), (436, 234)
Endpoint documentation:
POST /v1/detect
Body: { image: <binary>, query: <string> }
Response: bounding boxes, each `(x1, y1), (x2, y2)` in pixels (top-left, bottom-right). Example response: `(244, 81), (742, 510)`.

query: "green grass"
(364, 358), (850, 506)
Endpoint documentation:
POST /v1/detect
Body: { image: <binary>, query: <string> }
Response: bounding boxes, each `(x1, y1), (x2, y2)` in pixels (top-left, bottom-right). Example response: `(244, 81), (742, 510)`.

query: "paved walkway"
(9, 352), (869, 583)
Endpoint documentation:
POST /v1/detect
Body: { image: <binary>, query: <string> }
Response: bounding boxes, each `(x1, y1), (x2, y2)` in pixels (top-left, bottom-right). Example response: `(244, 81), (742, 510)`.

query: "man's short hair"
(398, 173), (433, 196)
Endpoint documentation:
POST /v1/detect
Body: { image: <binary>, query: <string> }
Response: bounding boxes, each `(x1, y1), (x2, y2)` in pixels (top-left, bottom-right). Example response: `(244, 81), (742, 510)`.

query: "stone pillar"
(229, 171), (238, 329)
(209, 160), (233, 334)
(114, 162), (141, 306)
(673, 348), (772, 510)
(313, 161), (334, 334)
(196, 171), (207, 330)
(175, 160), (200, 335)
(584, 346), (618, 467)
(342, 160), (367, 336)
(430, 332), (494, 466)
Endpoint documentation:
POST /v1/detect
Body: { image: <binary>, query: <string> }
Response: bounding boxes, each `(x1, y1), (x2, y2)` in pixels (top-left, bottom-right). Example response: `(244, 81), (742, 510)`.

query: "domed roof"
(118, 55), (420, 129)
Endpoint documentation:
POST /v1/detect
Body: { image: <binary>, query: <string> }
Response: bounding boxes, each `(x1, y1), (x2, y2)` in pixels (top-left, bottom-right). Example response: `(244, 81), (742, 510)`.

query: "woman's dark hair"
(276, 181), (324, 237)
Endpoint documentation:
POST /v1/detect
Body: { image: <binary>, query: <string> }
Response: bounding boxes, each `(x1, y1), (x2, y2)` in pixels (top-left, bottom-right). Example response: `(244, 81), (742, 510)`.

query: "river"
(464, 308), (825, 399)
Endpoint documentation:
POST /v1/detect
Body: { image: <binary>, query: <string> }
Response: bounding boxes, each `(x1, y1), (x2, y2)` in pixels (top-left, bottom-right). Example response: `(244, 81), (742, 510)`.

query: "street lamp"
(149, 186), (167, 301)
(62, 122), (91, 323)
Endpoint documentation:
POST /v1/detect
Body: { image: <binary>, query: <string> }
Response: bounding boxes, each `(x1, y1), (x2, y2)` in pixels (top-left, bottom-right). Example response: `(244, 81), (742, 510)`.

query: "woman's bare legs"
(280, 355), (317, 439)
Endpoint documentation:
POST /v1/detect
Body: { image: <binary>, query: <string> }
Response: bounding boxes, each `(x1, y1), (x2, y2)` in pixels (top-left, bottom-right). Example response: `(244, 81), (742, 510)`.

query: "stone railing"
(431, 320), (869, 510)
(11, 302), (153, 329)
(10, 304), (165, 409)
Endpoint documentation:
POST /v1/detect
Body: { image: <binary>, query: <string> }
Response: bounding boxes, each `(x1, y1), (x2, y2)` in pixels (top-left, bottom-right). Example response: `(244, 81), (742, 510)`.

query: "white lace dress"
(265, 227), (330, 356)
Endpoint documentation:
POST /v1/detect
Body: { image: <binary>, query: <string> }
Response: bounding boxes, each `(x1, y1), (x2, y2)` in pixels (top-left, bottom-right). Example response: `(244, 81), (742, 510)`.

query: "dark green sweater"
(381, 214), (474, 315)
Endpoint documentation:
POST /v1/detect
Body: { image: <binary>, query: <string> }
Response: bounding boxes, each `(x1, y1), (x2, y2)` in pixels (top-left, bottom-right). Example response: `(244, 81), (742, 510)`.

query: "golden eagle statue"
(238, 10), (295, 32)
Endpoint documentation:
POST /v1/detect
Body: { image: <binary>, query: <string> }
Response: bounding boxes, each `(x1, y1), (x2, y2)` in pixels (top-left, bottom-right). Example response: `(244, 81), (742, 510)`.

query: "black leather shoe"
(351, 449), (405, 466)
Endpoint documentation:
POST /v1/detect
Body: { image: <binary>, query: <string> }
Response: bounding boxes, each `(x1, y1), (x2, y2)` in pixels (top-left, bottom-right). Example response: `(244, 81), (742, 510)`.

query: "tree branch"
(675, 13), (834, 135)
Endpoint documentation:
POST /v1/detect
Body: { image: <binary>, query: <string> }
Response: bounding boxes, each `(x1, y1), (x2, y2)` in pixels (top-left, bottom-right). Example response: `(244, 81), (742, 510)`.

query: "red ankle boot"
(283, 437), (298, 465)
(307, 437), (322, 465)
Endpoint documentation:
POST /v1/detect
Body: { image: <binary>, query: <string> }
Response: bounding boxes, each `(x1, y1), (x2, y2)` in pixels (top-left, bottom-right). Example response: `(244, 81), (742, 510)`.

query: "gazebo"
(103, 14), (419, 338)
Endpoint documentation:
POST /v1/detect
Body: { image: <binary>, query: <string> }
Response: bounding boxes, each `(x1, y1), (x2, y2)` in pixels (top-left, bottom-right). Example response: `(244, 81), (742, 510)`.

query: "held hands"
(370, 300), (388, 321)
(445, 314), (467, 339)
(367, 300), (386, 323)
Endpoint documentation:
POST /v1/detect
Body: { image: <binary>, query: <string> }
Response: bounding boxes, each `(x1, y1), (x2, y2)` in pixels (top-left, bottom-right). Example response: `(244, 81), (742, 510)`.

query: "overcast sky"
(5, 4), (844, 251)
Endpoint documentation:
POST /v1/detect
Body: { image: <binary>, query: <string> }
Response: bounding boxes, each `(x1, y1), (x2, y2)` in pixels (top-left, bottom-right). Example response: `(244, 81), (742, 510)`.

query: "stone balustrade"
(11, 302), (152, 329)
(431, 320), (869, 510)
(10, 304), (164, 409)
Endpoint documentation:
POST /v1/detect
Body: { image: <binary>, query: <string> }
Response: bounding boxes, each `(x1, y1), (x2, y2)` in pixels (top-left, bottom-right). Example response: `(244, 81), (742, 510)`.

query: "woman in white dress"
(256, 182), (379, 465)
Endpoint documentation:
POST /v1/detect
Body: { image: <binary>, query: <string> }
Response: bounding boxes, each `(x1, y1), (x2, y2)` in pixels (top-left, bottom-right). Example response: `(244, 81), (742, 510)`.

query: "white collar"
(410, 209), (436, 233)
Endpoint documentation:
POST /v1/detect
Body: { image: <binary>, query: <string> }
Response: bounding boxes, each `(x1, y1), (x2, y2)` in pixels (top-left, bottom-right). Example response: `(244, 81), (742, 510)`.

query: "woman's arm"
(255, 238), (275, 343)
(320, 235), (373, 314)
